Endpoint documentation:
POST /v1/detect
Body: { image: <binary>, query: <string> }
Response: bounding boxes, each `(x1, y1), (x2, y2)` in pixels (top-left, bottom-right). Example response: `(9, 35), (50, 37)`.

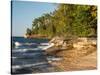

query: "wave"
(12, 48), (43, 53)
(15, 42), (22, 46)
(40, 43), (50, 46)
(12, 62), (47, 69)
(12, 52), (44, 58)
(12, 42), (55, 74)
(14, 42), (38, 47)
(13, 42), (54, 51)
(12, 49), (28, 52)
(46, 56), (62, 61)
(41, 43), (54, 50)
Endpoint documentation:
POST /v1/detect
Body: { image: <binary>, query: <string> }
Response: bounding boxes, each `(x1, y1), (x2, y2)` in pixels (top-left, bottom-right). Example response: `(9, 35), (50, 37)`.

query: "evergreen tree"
(26, 4), (97, 38)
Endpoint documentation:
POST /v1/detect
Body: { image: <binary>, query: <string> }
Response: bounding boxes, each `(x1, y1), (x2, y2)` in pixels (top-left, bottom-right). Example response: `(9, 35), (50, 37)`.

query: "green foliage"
(26, 28), (32, 35)
(26, 4), (97, 37)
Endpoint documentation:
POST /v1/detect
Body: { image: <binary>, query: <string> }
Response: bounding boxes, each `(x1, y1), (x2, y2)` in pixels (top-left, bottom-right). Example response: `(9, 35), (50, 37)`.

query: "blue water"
(12, 37), (49, 43)
(12, 37), (49, 49)
(11, 37), (57, 74)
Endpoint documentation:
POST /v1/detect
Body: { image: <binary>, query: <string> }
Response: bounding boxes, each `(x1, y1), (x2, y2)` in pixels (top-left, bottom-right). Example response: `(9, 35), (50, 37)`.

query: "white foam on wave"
(46, 57), (62, 61)
(12, 49), (28, 52)
(12, 62), (47, 69)
(15, 42), (22, 46)
(12, 48), (42, 53)
(42, 43), (54, 50)
(25, 43), (38, 45)
(37, 43), (54, 50)
(40, 43), (50, 46)
(12, 57), (17, 59)
(13, 43), (53, 52)
(15, 42), (38, 47)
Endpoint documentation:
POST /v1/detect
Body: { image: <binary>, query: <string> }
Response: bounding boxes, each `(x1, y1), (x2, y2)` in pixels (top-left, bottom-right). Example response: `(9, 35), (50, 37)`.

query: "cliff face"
(46, 36), (97, 71)
(49, 36), (96, 49)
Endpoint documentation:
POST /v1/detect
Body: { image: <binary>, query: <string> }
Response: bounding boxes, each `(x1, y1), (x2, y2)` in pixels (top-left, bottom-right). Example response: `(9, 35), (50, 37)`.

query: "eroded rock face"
(73, 37), (97, 50)
(48, 37), (97, 71)
(73, 38), (88, 50)
(49, 36), (96, 50)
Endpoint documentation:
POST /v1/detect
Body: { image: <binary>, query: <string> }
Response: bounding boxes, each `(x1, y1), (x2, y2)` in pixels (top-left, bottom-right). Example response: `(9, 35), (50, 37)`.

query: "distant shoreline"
(12, 36), (51, 40)
(23, 34), (52, 39)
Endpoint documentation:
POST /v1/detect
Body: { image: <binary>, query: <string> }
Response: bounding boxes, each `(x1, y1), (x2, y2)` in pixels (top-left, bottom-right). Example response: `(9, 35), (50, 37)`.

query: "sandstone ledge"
(45, 36), (97, 71)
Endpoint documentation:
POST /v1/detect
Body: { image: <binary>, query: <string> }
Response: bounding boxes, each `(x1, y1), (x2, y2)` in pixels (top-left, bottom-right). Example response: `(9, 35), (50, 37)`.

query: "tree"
(26, 4), (97, 38)
(26, 28), (31, 35)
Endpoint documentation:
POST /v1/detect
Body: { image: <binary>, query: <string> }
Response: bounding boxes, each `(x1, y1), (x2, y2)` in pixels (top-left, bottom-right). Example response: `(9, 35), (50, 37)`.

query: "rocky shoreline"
(24, 35), (97, 71)
(45, 36), (97, 71)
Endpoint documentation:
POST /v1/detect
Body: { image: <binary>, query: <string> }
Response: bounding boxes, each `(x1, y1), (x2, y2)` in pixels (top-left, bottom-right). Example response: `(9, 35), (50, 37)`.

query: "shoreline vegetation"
(24, 4), (97, 71)
(25, 4), (97, 38)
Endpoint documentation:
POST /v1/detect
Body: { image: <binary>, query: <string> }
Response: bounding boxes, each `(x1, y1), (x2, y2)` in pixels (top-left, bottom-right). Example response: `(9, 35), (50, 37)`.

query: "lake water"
(11, 37), (59, 74)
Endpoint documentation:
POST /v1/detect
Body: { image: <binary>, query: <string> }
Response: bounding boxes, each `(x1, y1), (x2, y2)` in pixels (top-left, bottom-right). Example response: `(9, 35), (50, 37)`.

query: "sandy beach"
(46, 37), (97, 71)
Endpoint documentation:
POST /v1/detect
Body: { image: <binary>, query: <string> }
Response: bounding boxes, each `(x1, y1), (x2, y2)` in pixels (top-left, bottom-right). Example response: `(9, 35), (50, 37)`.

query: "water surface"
(12, 37), (58, 74)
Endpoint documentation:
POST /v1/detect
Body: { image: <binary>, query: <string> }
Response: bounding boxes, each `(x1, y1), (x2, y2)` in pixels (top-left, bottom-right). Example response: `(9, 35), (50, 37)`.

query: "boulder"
(49, 36), (64, 47)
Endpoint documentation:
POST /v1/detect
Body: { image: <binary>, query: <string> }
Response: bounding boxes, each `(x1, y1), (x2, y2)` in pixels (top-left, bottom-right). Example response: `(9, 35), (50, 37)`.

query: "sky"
(12, 1), (57, 36)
